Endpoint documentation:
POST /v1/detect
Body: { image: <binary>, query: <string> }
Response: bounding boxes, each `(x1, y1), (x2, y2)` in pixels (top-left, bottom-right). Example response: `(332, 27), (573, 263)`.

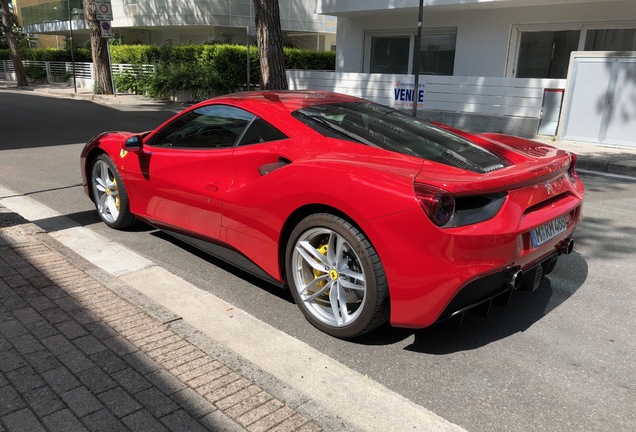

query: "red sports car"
(81, 90), (584, 338)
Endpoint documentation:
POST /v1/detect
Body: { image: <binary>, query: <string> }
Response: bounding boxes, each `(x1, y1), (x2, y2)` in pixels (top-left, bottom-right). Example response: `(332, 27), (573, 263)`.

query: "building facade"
(308, 0), (635, 146)
(316, 0), (634, 78)
(16, 0), (337, 50)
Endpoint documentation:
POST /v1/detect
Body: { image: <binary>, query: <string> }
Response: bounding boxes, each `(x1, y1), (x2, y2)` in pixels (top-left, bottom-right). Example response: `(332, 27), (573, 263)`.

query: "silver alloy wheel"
(291, 227), (367, 328)
(91, 159), (120, 224)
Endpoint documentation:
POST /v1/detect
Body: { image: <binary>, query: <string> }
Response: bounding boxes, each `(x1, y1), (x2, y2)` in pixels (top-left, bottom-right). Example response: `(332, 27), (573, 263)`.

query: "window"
(515, 30), (580, 78)
(585, 28), (636, 51)
(370, 36), (411, 74)
(151, 105), (254, 149)
(238, 118), (288, 146)
(367, 29), (457, 75)
(293, 102), (506, 173)
(417, 32), (456, 76)
(511, 24), (636, 78)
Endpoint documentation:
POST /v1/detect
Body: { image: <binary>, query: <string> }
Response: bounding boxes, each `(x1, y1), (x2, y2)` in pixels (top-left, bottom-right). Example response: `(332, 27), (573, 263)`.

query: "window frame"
(363, 27), (458, 76)
(147, 104), (288, 150)
(507, 21), (636, 77)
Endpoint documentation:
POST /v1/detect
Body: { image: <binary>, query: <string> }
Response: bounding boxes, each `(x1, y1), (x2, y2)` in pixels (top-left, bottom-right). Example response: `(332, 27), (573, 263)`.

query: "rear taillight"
(568, 153), (579, 182)
(415, 183), (455, 226)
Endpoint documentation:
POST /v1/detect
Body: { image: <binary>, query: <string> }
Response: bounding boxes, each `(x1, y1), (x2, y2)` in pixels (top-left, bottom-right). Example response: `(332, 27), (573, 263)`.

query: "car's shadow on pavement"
(150, 230), (294, 303)
(352, 251), (588, 353)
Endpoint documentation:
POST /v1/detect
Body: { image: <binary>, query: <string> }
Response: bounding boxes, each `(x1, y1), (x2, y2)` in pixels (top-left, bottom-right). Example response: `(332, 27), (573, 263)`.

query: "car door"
(125, 104), (254, 239)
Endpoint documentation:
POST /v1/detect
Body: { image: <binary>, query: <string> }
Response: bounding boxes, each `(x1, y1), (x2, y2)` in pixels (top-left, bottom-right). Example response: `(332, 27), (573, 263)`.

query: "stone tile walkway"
(0, 206), (320, 432)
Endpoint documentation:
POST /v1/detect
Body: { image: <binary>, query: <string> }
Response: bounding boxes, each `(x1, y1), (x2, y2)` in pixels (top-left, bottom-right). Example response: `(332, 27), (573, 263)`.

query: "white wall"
(336, 1), (636, 77)
(111, 0), (337, 34)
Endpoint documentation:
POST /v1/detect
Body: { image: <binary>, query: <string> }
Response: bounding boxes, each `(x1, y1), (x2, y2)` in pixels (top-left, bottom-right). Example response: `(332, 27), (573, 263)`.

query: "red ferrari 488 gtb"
(81, 91), (584, 338)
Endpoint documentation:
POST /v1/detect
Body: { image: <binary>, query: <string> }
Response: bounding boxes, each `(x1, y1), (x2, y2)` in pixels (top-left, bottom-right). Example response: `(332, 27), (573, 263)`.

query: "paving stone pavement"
(0, 206), (322, 432)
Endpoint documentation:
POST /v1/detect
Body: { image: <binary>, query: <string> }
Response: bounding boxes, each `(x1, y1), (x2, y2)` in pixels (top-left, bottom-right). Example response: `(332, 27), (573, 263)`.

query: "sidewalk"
(0, 207), (323, 432)
(1, 79), (635, 178)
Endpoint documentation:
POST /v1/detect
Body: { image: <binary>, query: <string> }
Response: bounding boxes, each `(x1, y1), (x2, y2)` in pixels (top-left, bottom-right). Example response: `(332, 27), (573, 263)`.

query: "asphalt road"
(1, 90), (635, 432)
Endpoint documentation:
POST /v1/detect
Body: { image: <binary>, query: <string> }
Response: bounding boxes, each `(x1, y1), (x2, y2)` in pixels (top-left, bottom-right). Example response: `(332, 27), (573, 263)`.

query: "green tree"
(253, 0), (288, 90)
(0, 0), (27, 86)
(82, 0), (113, 94)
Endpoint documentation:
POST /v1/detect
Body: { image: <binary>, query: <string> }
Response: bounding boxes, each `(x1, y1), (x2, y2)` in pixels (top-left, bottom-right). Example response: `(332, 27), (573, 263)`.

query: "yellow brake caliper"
(313, 244), (329, 290)
(113, 178), (120, 210)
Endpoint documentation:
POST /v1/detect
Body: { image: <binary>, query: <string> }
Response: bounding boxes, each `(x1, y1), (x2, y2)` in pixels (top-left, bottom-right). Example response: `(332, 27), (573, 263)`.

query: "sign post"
(412, 0), (424, 117)
(96, 0), (116, 96)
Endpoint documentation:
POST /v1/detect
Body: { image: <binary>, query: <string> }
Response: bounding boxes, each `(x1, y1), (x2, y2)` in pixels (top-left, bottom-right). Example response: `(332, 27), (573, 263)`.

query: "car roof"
(208, 90), (364, 112)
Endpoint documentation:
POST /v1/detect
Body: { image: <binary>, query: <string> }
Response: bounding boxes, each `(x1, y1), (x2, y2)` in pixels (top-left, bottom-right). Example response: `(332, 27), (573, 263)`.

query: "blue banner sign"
(392, 80), (425, 109)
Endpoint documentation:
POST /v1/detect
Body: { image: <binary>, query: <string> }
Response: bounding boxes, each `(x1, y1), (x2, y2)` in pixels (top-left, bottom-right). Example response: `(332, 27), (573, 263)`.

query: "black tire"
(285, 213), (389, 338)
(90, 154), (136, 229)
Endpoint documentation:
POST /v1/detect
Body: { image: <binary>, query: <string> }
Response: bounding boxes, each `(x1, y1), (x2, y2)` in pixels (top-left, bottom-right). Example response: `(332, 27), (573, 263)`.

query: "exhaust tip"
(559, 238), (574, 255)
(506, 269), (524, 290)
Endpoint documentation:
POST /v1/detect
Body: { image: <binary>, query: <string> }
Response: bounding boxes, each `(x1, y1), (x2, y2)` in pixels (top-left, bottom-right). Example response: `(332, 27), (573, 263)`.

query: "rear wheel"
(90, 155), (136, 229)
(286, 214), (389, 338)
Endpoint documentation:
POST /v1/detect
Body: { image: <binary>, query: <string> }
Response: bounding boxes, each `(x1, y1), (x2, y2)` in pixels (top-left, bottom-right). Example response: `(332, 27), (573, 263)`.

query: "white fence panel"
(287, 70), (566, 120)
(0, 60), (156, 87)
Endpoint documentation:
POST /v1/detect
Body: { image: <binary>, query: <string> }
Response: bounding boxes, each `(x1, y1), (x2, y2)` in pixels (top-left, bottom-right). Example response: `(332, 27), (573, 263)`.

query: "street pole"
(67, 0), (77, 93)
(412, 0), (424, 117)
(246, 26), (251, 91)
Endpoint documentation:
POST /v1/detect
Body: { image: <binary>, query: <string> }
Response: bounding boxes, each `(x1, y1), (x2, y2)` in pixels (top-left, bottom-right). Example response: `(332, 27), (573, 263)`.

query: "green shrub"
(0, 47), (91, 62)
(24, 63), (47, 82)
(2, 43), (336, 99)
(146, 62), (230, 101)
(284, 48), (335, 70)
(199, 44), (259, 90)
(114, 70), (153, 94)
(110, 44), (161, 64)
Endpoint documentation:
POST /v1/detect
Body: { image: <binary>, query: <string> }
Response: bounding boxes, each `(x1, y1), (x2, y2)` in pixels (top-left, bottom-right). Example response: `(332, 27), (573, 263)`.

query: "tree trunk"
(253, 0), (288, 90)
(82, 0), (113, 94)
(0, 0), (27, 86)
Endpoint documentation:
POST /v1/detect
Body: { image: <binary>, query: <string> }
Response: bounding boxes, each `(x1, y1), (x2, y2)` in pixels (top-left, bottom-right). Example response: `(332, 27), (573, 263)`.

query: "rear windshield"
(293, 102), (506, 173)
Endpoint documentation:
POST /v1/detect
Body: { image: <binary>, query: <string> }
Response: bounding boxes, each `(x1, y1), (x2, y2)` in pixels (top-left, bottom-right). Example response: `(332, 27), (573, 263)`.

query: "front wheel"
(285, 214), (389, 338)
(90, 154), (136, 229)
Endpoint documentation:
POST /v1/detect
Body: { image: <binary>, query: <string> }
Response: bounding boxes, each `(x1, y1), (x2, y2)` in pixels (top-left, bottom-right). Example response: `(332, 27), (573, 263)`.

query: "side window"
(238, 117), (288, 146)
(152, 105), (254, 149)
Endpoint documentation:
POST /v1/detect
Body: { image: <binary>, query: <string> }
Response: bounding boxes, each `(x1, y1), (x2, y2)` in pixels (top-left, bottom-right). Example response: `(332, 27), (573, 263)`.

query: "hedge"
(0, 47), (91, 62)
(1, 43), (335, 100)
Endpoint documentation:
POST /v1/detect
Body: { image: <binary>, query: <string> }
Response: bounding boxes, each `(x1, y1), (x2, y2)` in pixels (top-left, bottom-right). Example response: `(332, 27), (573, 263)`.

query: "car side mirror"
(124, 135), (143, 152)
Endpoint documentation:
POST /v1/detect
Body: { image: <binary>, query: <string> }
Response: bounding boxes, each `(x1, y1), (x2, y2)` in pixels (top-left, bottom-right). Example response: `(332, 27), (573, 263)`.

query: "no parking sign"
(100, 21), (113, 38)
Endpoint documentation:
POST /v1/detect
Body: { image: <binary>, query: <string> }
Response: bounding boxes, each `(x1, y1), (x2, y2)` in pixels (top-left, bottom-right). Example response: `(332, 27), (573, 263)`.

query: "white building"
(19, 0), (337, 50)
(293, 0), (635, 145)
(317, 0), (634, 78)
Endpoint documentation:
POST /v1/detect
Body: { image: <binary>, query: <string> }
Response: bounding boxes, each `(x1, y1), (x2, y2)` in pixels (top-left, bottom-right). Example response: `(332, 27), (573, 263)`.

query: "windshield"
(293, 102), (506, 173)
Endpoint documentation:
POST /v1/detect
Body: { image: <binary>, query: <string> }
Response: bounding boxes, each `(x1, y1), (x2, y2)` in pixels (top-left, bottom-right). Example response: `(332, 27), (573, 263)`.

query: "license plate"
(530, 215), (568, 248)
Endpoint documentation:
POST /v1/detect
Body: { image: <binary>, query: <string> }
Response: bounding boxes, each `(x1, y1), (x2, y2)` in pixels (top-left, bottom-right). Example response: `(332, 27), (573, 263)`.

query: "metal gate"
(561, 53), (636, 147)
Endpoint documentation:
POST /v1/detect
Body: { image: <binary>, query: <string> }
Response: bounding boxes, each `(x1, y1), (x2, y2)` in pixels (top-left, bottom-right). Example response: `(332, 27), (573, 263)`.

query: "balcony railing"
(21, 0), (84, 27)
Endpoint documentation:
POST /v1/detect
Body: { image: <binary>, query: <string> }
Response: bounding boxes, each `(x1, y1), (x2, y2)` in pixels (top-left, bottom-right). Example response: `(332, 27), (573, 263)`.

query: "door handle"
(205, 183), (219, 191)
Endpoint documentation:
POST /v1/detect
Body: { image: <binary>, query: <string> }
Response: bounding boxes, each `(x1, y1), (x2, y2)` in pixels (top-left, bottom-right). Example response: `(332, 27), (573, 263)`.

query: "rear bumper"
(364, 197), (582, 329)
(436, 250), (561, 322)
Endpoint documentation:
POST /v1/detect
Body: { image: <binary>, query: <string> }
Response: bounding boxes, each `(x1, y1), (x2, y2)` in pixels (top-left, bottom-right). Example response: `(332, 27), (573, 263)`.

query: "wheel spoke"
(329, 281), (349, 325)
(97, 193), (108, 211)
(94, 176), (107, 192)
(106, 196), (119, 218)
(100, 163), (111, 183)
(326, 232), (345, 267)
(301, 278), (331, 302)
(296, 241), (330, 271)
(339, 277), (365, 291)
